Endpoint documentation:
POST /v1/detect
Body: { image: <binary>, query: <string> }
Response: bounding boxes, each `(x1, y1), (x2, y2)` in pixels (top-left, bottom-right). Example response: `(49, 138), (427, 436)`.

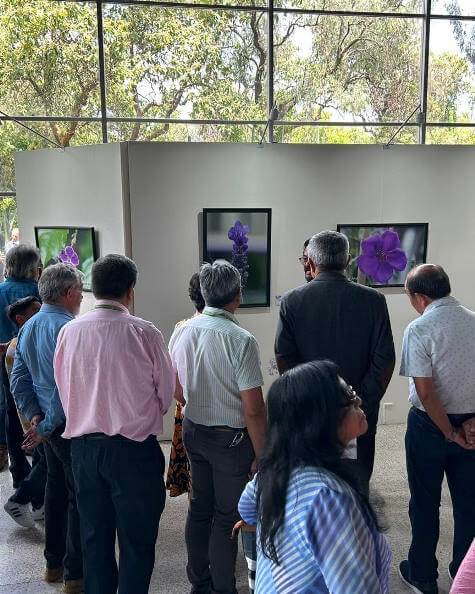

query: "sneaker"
(31, 504), (44, 522)
(3, 499), (35, 528)
(448, 562), (457, 581)
(0, 445), (8, 471)
(398, 560), (438, 594)
(62, 578), (84, 594)
(44, 567), (63, 583)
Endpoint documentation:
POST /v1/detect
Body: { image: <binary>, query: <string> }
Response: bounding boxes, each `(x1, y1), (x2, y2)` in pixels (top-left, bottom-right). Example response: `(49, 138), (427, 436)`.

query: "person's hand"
(452, 429), (475, 450)
(30, 414), (43, 428)
(462, 418), (475, 447)
(231, 519), (256, 539)
(22, 425), (44, 450)
(0, 342), (9, 355)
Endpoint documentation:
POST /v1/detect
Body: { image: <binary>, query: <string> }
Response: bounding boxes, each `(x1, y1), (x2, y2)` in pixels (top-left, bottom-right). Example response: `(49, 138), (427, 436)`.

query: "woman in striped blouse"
(238, 360), (391, 594)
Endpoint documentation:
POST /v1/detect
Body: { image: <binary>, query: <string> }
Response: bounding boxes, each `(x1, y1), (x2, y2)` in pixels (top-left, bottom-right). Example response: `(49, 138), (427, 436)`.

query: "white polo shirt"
(400, 296), (475, 414)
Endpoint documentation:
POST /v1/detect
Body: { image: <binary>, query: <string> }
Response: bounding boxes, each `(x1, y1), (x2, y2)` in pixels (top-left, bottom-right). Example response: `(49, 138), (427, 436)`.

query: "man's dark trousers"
(43, 428), (83, 581)
(4, 383), (31, 486)
(406, 407), (475, 584)
(10, 443), (46, 509)
(71, 434), (165, 594)
(357, 406), (380, 486)
(183, 418), (255, 594)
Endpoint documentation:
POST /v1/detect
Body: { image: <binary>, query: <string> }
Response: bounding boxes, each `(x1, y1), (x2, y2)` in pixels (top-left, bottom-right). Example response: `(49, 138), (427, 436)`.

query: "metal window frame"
(3, 0), (475, 192)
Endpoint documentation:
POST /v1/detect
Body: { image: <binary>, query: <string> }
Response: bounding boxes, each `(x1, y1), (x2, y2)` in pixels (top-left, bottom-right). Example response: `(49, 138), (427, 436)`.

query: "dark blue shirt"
(11, 304), (74, 437)
(0, 278), (40, 342)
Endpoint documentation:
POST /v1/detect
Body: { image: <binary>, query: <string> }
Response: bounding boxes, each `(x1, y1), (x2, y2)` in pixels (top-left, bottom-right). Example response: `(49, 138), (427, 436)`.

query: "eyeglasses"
(342, 385), (361, 409)
(298, 256), (309, 265)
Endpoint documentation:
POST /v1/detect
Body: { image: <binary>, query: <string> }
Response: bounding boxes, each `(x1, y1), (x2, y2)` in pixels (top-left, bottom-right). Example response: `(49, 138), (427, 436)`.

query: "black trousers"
(4, 383), (31, 486)
(183, 418), (255, 594)
(10, 443), (47, 508)
(71, 434), (165, 594)
(357, 406), (379, 488)
(43, 431), (83, 581)
(406, 407), (475, 584)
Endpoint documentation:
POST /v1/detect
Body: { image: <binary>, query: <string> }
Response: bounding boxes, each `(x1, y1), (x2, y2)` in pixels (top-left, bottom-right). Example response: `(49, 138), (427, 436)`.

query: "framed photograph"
(337, 223), (428, 288)
(34, 226), (98, 292)
(203, 208), (272, 308)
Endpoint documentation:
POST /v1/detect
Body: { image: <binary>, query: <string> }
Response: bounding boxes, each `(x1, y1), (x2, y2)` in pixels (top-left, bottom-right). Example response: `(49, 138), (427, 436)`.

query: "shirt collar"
(314, 271), (348, 282)
(94, 299), (129, 314)
(41, 303), (75, 319)
(203, 306), (239, 325)
(423, 295), (459, 316)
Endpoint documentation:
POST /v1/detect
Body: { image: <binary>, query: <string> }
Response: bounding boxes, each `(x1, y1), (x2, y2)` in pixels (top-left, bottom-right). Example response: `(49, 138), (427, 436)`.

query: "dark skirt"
(166, 403), (191, 497)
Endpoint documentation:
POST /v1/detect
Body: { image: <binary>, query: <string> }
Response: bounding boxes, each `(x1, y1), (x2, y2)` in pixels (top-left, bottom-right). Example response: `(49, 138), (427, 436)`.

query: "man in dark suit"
(275, 230), (395, 485)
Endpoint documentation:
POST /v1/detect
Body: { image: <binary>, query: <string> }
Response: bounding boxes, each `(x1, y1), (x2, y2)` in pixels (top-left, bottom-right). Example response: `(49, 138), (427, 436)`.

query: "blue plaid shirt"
(239, 467), (391, 594)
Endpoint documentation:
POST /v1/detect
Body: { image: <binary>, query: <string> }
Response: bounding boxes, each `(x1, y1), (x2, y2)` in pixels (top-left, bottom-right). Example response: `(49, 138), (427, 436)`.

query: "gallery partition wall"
(2, 1), (475, 223)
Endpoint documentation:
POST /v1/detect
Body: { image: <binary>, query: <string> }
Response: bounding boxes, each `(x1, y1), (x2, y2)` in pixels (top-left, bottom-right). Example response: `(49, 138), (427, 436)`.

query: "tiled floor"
(0, 428), (455, 593)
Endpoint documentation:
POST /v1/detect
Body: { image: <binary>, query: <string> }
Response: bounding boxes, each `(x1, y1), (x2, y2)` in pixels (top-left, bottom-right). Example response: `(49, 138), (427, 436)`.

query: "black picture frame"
(337, 222), (429, 288)
(203, 208), (272, 308)
(34, 226), (98, 292)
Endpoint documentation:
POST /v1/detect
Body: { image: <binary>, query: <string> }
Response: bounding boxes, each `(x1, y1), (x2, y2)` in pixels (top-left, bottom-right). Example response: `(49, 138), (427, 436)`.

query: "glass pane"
(0, 1), (100, 117)
(274, 124), (419, 143)
(274, 14), (422, 123)
(104, 5), (267, 121)
(0, 121), (102, 192)
(275, 0), (423, 11)
(432, 0), (475, 17)
(426, 126), (475, 143)
(128, 0), (267, 6)
(108, 121), (265, 142)
(428, 20), (475, 122)
(0, 196), (18, 255)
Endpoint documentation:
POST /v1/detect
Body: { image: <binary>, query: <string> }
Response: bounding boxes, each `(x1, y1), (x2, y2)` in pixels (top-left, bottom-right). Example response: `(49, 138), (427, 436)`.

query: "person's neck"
(97, 296), (130, 310)
(222, 304), (237, 314)
(46, 301), (73, 314)
(313, 268), (345, 278)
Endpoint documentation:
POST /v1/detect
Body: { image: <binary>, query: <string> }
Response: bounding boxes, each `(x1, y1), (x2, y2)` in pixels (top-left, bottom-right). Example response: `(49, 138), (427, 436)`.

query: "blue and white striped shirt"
(238, 467), (391, 594)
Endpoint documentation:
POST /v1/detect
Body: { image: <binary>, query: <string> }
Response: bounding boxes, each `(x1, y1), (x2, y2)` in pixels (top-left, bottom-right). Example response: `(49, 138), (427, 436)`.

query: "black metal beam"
(419, 0), (431, 144)
(96, 1), (108, 143)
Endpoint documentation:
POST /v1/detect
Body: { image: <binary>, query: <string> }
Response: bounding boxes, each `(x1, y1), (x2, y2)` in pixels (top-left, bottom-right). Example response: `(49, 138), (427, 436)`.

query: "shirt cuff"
(21, 403), (43, 425)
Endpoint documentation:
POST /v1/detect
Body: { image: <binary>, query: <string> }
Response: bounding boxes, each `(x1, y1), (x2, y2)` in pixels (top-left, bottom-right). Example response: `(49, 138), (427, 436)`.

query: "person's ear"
(127, 285), (134, 302)
(309, 258), (317, 277)
(346, 254), (351, 268)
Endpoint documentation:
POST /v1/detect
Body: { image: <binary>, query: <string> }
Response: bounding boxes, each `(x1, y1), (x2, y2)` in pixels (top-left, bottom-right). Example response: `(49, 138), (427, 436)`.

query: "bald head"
(406, 264), (451, 300)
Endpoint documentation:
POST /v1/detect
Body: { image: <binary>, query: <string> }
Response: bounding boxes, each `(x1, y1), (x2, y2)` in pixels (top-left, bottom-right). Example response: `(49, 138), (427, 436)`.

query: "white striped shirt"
(168, 307), (263, 428)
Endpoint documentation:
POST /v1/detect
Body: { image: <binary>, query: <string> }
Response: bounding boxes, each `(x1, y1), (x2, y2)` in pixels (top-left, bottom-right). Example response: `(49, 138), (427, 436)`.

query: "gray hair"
(307, 230), (349, 272)
(199, 260), (241, 308)
(5, 245), (41, 280)
(38, 263), (83, 304)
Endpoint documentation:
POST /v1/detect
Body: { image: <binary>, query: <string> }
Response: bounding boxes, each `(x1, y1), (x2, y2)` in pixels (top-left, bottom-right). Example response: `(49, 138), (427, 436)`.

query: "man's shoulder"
(282, 277), (384, 304)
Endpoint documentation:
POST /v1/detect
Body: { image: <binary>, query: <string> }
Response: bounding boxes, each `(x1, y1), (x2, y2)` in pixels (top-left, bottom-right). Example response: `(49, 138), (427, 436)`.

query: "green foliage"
(36, 228), (68, 267)
(0, 197), (18, 250)
(0, 0), (475, 195)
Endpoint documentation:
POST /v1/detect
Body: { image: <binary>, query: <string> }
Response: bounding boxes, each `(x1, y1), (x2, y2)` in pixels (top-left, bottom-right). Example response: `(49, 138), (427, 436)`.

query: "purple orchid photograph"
(337, 223), (428, 287)
(35, 226), (98, 291)
(203, 209), (272, 307)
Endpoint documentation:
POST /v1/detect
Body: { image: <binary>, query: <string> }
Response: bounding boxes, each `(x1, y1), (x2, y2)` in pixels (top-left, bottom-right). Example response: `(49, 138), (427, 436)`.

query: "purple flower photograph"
(35, 226), (97, 291)
(203, 209), (271, 307)
(337, 223), (428, 287)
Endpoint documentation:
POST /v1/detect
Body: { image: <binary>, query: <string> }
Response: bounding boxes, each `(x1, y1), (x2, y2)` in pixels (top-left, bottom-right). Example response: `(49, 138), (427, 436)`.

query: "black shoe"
(398, 561), (438, 594)
(448, 562), (457, 581)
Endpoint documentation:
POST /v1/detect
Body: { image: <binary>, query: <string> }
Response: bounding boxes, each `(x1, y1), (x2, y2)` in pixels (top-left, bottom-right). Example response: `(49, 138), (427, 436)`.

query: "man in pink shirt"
(54, 254), (175, 594)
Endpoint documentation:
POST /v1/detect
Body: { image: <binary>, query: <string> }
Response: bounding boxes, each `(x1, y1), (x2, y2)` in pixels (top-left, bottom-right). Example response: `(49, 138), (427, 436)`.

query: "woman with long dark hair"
(238, 360), (391, 593)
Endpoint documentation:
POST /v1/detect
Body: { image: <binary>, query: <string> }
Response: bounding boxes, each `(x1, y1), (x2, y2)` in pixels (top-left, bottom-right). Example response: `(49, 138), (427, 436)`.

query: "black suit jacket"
(275, 271), (396, 411)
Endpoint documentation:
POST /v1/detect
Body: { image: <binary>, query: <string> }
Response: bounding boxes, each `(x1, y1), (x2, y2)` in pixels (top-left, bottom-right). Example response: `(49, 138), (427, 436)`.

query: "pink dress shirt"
(451, 540), (475, 594)
(54, 300), (175, 441)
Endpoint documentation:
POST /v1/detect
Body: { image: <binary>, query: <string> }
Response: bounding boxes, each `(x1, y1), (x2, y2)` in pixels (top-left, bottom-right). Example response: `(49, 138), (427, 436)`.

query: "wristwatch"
(446, 428), (459, 443)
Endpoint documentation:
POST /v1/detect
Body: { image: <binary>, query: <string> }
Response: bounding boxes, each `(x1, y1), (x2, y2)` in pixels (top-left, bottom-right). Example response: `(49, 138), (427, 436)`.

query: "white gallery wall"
(15, 143), (129, 312)
(15, 142), (475, 438)
(127, 142), (475, 434)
